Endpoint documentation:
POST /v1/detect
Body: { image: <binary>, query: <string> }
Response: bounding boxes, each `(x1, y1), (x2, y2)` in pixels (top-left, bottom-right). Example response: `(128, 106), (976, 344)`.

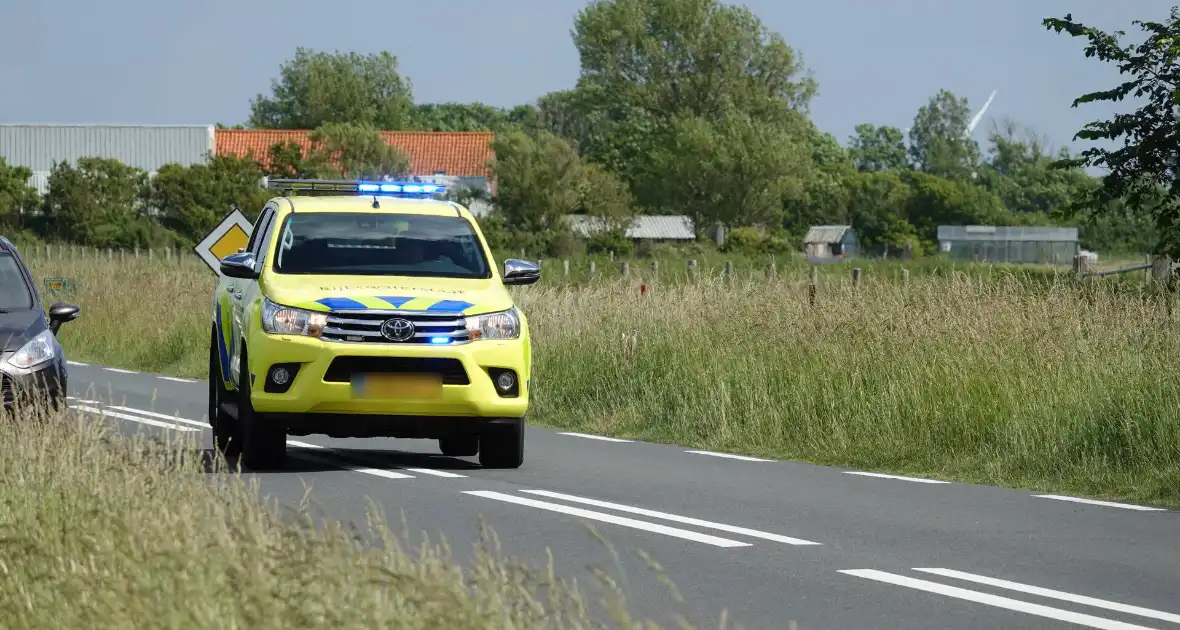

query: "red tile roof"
(215, 129), (495, 179)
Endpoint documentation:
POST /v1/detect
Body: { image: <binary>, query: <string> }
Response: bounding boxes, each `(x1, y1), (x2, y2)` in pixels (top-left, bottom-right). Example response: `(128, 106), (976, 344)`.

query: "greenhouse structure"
(936, 225), (1079, 265)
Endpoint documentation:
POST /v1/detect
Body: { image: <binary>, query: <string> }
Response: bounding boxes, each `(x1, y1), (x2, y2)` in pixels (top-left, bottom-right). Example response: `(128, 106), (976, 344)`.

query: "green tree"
(647, 110), (811, 231)
(848, 123), (909, 172)
(145, 153), (271, 245)
(489, 130), (585, 235)
(410, 103), (537, 132)
(901, 170), (1010, 251)
(248, 48), (414, 130)
(1043, 8), (1180, 255)
(844, 170), (918, 252)
(262, 123), (411, 180)
(41, 157), (161, 248)
(976, 118), (1098, 216)
(0, 157), (39, 232)
(908, 89), (982, 180)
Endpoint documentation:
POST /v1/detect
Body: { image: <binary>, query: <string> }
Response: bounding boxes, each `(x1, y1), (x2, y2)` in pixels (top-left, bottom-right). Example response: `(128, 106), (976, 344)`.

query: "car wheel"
(478, 419), (524, 469)
(238, 347), (286, 471)
(208, 325), (241, 458)
(439, 434), (479, 457)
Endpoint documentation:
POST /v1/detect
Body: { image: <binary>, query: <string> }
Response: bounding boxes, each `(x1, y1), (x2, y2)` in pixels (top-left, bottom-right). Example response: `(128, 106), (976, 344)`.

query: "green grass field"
(26, 249), (1180, 507)
(0, 402), (696, 629)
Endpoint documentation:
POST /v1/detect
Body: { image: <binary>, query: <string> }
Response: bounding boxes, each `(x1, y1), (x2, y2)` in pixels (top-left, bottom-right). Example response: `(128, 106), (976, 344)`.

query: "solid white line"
(464, 490), (752, 548)
(914, 568), (1180, 624)
(519, 489), (821, 545)
(557, 432), (634, 443)
(844, 471), (950, 484)
(75, 405), (199, 432)
(67, 397), (102, 405)
(685, 450), (774, 462)
(285, 440), (415, 479)
(284, 439), (465, 478)
(286, 439), (325, 449)
(1032, 495), (1166, 512)
(103, 367), (137, 374)
(840, 569), (1156, 630)
(106, 406), (207, 429)
(66, 360), (87, 366)
(157, 376), (196, 383)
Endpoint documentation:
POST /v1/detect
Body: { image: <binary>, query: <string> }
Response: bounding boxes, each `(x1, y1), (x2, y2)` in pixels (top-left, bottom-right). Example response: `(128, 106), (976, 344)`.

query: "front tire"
(478, 419), (524, 469)
(439, 434), (479, 457)
(238, 347), (286, 471)
(208, 325), (241, 458)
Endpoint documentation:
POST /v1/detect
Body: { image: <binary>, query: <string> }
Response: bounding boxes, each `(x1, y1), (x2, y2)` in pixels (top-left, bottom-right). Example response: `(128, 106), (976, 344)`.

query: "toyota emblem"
(380, 318), (415, 342)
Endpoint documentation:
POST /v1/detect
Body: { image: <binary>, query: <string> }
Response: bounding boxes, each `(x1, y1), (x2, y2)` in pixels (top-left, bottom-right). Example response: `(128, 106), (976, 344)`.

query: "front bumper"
(0, 353), (66, 411)
(245, 330), (530, 420)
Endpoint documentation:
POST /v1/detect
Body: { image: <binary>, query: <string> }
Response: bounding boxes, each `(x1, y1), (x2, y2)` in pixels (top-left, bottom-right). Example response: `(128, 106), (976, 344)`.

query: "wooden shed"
(803, 225), (858, 259)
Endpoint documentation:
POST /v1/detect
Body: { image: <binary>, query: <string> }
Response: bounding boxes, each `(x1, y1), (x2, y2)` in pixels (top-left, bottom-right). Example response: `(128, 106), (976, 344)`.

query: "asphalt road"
(62, 359), (1180, 630)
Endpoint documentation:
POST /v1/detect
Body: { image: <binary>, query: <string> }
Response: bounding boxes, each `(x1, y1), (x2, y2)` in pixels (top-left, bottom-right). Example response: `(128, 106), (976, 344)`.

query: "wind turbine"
(965, 88), (998, 137)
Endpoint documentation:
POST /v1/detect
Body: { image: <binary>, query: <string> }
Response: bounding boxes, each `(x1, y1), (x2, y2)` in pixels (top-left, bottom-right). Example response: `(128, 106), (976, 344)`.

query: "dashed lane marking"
(685, 450), (774, 462)
(102, 367), (137, 374)
(840, 569), (1157, 630)
(105, 405), (208, 429)
(557, 432), (634, 443)
(66, 360), (87, 366)
(74, 405), (200, 433)
(463, 490), (752, 548)
(157, 376), (197, 383)
(519, 489), (821, 545)
(285, 440), (415, 480)
(844, 471), (950, 484)
(1032, 495), (1166, 512)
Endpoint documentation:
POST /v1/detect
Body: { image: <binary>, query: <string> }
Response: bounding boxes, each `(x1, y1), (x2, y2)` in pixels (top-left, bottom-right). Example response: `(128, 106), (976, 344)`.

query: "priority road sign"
(194, 208), (253, 274)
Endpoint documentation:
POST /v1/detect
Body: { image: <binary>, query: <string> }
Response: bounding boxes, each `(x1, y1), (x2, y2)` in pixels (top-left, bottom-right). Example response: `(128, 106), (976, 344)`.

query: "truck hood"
(261, 274), (514, 316)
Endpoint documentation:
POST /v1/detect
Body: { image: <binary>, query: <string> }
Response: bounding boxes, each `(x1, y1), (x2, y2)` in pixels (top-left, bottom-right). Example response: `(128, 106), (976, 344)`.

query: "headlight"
(7, 330), (56, 369)
(465, 308), (520, 340)
(261, 298), (327, 337)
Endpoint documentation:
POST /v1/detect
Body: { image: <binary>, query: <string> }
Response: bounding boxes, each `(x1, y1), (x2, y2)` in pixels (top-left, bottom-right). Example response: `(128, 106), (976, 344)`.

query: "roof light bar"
(262, 177), (447, 197)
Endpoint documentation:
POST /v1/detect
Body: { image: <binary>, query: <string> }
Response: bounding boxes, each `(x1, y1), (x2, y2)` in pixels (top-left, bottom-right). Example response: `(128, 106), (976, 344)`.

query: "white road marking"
(557, 432), (634, 443)
(463, 490), (751, 548)
(404, 467), (467, 478)
(840, 569), (1156, 630)
(66, 360), (87, 366)
(844, 471), (950, 484)
(106, 406), (207, 429)
(914, 568), (1180, 624)
(520, 489), (821, 545)
(67, 396), (102, 405)
(685, 450), (773, 462)
(75, 405), (199, 433)
(102, 367), (137, 374)
(285, 440), (415, 479)
(157, 376), (196, 383)
(1032, 495), (1166, 512)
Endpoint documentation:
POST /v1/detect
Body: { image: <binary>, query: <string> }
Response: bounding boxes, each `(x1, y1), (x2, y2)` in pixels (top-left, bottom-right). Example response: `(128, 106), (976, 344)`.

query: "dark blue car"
(0, 236), (80, 410)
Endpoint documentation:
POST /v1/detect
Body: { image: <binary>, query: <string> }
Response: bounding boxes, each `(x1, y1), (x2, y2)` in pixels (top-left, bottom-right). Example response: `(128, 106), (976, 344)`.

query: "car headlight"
(261, 298), (327, 337)
(465, 308), (520, 340)
(7, 330), (56, 369)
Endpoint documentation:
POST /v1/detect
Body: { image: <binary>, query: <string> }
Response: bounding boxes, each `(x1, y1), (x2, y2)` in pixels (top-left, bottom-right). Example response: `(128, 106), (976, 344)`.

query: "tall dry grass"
(0, 400), (707, 629)
(25, 253), (1180, 505)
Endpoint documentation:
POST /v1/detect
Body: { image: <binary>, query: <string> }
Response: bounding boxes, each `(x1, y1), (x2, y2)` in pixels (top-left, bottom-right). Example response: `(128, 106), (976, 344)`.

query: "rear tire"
(439, 434), (479, 457)
(478, 419), (524, 469)
(238, 348), (286, 471)
(208, 325), (241, 458)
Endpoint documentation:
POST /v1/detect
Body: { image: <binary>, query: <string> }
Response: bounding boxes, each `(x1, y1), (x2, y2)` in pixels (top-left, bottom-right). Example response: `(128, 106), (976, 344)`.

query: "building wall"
(0, 124), (216, 194)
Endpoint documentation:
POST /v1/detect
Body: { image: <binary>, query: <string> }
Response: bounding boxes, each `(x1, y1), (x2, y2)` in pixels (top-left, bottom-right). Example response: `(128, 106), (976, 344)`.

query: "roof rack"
(259, 177), (448, 197)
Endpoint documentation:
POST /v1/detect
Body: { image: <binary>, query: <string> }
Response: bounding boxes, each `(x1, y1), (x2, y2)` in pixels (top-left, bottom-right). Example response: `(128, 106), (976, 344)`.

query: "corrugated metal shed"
(803, 225), (852, 243)
(0, 124), (215, 193)
(936, 225), (1078, 242)
(564, 214), (696, 240)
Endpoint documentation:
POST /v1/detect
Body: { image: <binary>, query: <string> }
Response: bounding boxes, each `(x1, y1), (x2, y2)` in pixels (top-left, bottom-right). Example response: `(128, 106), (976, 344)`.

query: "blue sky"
(1, 0), (1174, 158)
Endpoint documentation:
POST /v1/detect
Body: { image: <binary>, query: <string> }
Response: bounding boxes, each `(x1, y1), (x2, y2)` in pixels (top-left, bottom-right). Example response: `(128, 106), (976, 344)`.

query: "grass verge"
(0, 400), (707, 629)
(28, 254), (1180, 507)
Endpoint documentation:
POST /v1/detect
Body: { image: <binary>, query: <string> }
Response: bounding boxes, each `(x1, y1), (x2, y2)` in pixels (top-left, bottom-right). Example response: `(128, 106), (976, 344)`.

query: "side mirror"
(48, 302), (80, 334)
(220, 251), (259, 279)
(502, 259), (541, 286)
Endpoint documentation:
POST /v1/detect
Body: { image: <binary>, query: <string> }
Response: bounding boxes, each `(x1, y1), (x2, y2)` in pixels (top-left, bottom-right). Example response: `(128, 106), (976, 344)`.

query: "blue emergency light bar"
(263, 178), (447, 197)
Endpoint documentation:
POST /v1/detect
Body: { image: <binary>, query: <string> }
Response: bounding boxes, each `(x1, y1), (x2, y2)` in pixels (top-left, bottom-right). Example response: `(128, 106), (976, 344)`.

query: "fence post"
(563, 259), (570, 278)
(106, 248), (112, 261)
(851, 267), (862, 288)
(767, 261), (777, 280)
(724, 261), (734, 282)
(652, 259), (659, 283)
(589, 261), (596, 276)
(901, 267), (910, 286)
(687, 259), (697, 282)
(44, 244), (51, 260)
(808, 265), (818, 306)
(1151, 254), (1172, 290)
(622, 261), (630, 277)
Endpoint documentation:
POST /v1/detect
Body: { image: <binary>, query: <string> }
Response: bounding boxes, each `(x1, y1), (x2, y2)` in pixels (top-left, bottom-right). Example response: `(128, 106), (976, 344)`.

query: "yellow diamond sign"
(195, 208), (254, 274)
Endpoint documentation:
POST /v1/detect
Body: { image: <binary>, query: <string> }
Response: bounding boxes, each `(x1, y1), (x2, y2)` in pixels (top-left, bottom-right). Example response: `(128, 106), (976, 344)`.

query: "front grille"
(0, 376), (11, 404)
(321, 311), (471, 344)
(323, 356), (470, 385)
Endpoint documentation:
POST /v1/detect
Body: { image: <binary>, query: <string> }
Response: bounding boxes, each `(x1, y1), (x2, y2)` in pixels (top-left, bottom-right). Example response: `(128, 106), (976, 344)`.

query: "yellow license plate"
(350, 373), (442, 399)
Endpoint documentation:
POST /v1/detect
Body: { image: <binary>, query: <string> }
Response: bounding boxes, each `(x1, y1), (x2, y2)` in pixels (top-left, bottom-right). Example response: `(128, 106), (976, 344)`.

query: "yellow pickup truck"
(207, 179), (539, 471)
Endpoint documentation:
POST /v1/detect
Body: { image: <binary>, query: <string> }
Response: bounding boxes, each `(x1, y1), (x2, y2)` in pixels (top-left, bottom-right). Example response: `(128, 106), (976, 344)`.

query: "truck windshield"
(271, 212), (491, 279)
(0, 253), (33, 310)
